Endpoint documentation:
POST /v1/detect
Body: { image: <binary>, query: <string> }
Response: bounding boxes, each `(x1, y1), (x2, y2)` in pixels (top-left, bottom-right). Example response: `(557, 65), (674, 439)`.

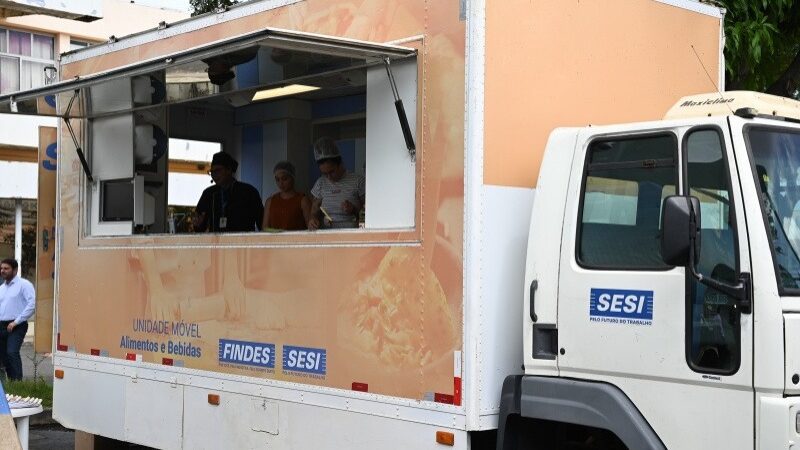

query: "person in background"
(262, 161), (310, 231)
(193, 152), (263, 232)
(308, 137), (365, 230)
(0, 258), (34, 380)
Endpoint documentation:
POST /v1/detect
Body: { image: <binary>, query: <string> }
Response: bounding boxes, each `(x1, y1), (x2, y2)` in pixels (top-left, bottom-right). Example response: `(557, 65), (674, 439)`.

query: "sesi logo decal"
(282, 345), (326, 376)
(589, 288), (653, 325)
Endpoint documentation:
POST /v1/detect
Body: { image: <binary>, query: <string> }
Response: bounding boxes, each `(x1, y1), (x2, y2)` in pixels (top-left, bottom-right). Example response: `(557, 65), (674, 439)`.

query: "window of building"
(32, 34), (54, 59)
(0, 28), (55, 94)
(577, 134), (678, 269)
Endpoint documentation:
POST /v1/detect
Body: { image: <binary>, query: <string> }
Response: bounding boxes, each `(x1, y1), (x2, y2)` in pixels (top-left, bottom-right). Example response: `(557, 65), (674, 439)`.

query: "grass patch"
(4, 378), (52, 408)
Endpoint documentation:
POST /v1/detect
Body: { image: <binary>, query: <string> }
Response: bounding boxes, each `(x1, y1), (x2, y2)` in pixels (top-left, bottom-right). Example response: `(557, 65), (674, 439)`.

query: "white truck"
(500, 91), (800, 450)
(0, 0), (754, 449)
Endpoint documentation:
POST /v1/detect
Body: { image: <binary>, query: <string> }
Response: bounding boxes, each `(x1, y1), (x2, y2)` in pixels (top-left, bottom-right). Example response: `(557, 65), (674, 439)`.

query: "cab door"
(556, 121), (754, 449)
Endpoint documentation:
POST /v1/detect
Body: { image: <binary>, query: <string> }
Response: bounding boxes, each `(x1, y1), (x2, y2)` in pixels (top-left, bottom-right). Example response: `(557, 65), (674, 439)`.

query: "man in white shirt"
(0, 259), (35, 380)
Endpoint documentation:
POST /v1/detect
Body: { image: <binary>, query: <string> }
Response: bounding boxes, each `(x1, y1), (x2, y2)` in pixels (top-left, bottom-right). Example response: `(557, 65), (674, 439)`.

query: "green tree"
(189, 0), (239, 16)
(709, 0), (800, 97)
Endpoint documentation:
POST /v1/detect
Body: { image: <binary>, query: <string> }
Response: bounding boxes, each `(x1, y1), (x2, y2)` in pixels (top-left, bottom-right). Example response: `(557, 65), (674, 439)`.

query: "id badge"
(219, 217), (227, 229)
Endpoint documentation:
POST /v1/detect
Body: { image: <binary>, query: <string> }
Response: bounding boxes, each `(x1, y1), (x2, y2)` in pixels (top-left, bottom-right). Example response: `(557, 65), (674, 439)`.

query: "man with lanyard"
(193, 152), (264, 232)
(0, 258), (35, 381)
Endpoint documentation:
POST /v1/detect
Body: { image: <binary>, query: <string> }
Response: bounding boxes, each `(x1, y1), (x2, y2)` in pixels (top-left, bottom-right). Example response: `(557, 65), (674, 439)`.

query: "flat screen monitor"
(101, 179), (133, 221)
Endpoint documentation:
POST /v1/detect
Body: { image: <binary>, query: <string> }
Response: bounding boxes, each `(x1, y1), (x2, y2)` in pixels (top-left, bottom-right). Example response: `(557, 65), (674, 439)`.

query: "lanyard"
(217, 182), (234, 213)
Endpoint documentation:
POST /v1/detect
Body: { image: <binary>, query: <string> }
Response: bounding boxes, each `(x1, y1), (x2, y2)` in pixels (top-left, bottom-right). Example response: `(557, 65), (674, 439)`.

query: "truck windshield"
(748, 127), (800, 291)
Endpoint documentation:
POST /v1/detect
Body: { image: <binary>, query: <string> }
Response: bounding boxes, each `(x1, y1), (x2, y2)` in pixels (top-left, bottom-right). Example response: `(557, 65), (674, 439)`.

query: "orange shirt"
(266, 193), (306, 231)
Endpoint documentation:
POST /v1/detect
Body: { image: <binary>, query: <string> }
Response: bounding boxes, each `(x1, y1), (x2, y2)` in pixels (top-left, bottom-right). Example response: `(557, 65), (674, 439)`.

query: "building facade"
(0, 0), (188, 277)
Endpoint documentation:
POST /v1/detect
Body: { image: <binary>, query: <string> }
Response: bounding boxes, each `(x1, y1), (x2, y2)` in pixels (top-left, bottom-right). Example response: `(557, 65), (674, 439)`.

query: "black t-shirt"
(195, 181), (264, 232)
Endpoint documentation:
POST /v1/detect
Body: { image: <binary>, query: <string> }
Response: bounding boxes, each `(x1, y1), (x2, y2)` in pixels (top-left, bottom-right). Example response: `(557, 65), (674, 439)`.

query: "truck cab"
(500, 91), (800, 450)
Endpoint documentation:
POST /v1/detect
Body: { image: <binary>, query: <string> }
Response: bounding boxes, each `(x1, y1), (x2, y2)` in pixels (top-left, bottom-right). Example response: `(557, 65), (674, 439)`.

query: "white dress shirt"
(0, 275), (35, 324)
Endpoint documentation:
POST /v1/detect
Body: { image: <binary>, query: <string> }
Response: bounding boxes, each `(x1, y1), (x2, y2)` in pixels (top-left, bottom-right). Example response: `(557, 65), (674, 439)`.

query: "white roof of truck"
(664, 90), (800, 121)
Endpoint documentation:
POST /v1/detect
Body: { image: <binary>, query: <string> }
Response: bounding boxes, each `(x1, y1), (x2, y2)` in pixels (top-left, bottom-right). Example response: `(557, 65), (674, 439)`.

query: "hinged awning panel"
(0, 27), (416, 118)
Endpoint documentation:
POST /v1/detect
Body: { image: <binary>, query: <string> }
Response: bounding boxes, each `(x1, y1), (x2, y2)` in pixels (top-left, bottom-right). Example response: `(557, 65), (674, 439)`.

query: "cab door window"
(684, 128), (740, 373)
(578, 134), (677, 270)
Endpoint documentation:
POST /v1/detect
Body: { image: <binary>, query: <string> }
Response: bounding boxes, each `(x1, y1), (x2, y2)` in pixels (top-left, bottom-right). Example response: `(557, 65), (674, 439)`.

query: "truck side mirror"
(660, 195), (701, 266)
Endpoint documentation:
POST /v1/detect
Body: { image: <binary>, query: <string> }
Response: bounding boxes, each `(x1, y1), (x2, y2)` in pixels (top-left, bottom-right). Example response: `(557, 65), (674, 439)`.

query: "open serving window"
(0, 27), (418, 237)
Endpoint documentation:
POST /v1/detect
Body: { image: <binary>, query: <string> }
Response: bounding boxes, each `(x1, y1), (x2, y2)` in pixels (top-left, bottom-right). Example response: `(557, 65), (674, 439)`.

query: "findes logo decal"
(218, 339), (275, 369)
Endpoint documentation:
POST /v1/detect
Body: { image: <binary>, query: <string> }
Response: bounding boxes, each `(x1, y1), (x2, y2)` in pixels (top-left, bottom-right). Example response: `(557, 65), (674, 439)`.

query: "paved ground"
(30, 429), (73, 450)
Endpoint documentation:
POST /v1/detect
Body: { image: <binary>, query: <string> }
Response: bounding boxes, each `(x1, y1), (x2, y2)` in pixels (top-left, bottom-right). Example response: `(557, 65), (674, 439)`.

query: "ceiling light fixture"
(252, 84), (320, 102)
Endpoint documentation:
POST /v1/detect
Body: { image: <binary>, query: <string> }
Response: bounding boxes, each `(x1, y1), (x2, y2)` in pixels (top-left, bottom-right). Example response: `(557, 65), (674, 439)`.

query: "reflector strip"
(162, 358), (174, 366)
(453, 351), (462, 406)
(453, 377), (462, 406)
(351, 382), (368, 392)
(90, 349), (100, 356)
(125, 353), (142, 362)
(434, 393), (454, 404)
(56, 333), (67, 352)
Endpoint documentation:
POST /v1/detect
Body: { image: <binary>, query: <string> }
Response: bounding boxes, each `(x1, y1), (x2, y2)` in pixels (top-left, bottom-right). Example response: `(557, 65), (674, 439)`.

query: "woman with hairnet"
(262, 161), (310, 231)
